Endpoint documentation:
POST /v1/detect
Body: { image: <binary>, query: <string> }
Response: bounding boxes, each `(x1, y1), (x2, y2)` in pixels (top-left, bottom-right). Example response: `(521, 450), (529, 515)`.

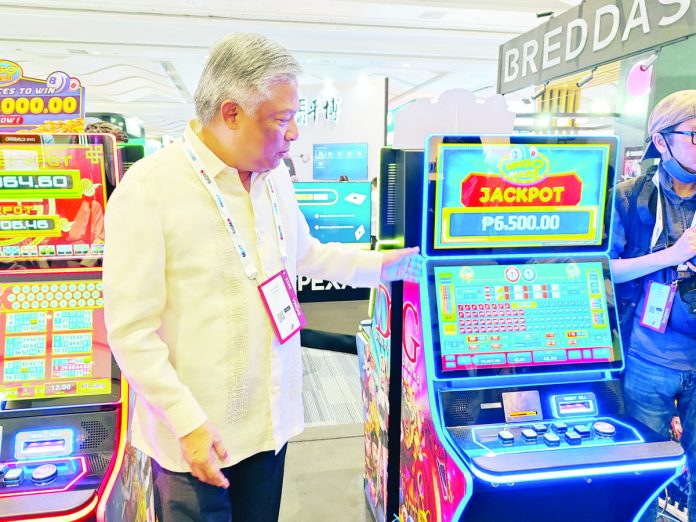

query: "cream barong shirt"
(103, 121), (382, 471)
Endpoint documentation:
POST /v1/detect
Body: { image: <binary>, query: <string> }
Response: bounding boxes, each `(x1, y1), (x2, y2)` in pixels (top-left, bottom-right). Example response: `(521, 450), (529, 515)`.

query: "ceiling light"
(531, 85), (546, 100)
(640, 52), (659, 72)
(576, 69), (594, 88)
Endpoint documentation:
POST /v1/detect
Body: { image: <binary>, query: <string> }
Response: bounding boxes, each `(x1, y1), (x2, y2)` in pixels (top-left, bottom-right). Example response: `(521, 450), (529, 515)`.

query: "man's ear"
(220, 100), (242, 129)
(653, 132), (668, 155)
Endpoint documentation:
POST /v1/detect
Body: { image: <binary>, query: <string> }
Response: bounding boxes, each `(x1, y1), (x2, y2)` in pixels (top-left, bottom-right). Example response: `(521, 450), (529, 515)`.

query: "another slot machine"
(357, 148), (424, 522)
(397, 134), (685, 521)
(0, 133), (131, 521)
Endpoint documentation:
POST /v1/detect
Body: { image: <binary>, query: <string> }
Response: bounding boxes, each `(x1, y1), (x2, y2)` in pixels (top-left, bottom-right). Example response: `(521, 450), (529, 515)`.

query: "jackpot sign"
(0, 60), (85, 132)
(435, 143), (610, 248)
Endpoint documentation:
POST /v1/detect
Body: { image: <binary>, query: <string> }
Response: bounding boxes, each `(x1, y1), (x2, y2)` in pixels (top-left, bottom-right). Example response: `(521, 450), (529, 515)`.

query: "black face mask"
(662, 136), (696, 184)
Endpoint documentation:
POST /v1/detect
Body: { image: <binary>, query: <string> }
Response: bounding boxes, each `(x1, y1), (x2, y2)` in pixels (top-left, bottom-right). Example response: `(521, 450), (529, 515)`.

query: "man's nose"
(286, 118), (299, 142)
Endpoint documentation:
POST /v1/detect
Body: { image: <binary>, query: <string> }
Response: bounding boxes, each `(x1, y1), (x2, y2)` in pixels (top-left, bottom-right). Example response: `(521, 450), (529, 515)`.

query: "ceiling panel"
(0, 0), (578, 136)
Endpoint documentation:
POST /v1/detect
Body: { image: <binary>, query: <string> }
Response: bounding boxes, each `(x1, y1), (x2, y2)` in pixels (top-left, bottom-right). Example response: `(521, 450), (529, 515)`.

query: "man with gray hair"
(103, 33), (420, 522)
(611, 90), (696, 521)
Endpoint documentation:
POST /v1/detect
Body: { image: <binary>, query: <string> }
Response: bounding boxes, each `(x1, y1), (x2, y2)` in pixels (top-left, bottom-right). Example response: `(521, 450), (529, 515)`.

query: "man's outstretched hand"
(380, 247), (422, 283)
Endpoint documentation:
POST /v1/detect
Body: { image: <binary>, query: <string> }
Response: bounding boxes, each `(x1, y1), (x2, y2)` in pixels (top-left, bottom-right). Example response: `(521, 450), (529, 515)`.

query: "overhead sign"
(0, 60), (85, 132)
(497, 0), (695, 94)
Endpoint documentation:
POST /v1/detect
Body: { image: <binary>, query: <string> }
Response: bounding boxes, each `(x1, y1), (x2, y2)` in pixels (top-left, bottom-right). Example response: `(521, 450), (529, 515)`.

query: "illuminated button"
(31, 464), (58, 484)
(574, 425), (591, 438)
(543, 433), (561, 447)
(68, 284), (77, 292)
(0, 464), (8, 477)
(3, 467), (24, 485)
(521, 428), (538, 442)
(498, 430), (514, 445)
(472, 354), (506, 366)
(551, 422), (568, 434)
(507, 352), (532, 364)
(456, 356), (471, 366)
(593, 348), (611, 359)
(565, 431), (582, 445)
(531, 423), (547, 434)
(593, 421), (616, 438)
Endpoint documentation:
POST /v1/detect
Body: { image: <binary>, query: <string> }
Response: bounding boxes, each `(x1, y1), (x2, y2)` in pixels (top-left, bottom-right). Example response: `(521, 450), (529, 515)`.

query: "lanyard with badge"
(639, 171), (696, 332)
(182, 137), (306, 344)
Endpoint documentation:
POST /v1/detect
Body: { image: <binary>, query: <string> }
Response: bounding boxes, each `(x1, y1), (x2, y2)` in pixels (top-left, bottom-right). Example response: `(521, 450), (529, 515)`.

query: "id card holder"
(258, 269), (306, 344)
(639, 281), (677, 333)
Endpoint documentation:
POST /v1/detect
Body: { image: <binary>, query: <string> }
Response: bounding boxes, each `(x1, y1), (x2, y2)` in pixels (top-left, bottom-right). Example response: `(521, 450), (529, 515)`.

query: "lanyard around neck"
(182, 137), (288, 281)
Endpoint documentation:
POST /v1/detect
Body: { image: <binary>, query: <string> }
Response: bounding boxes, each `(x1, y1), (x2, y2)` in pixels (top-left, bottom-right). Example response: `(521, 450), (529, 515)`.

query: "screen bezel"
(426, 256), (623, 381)
(423, 135), (619, 258)
(0, 267), (121, 412)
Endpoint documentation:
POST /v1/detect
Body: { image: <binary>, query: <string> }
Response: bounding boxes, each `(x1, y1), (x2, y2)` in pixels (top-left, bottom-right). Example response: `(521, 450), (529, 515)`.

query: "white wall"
(289, 77), (385, 181)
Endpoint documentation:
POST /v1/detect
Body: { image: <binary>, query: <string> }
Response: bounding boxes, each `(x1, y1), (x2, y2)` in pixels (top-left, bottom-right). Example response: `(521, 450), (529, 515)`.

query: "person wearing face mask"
(611, 89), (696, 521)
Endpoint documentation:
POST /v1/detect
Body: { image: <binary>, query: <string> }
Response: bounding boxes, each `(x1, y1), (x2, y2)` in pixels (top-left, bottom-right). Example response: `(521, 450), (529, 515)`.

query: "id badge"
(639, 281), (677, 333)
(258, 269), (306, 344)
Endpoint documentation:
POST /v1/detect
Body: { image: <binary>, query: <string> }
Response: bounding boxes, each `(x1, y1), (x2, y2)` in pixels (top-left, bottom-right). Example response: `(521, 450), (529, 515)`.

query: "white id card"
(639, 281), (677, 333)
(258, 269), (306, 344)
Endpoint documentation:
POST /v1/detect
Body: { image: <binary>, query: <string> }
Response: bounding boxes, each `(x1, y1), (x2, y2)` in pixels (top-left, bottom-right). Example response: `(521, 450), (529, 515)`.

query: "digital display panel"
(0, 269), (114, 403)
(0, 133), (117, 262)
(430, 259), (621, 377)
(425, 136), (618, 256)
(313, 143), (368, 180)
(295, 181), (371, 243)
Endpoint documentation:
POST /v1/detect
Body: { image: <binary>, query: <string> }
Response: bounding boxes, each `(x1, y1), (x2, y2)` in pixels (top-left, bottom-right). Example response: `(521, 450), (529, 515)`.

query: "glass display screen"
(295, 181), (371, 243)
(429, 258), (622, 377)
(0, 133), (117, 263)
(313, 143), (368, 180)
(0, 268), (119, 406)
(425, 135), (618, 256)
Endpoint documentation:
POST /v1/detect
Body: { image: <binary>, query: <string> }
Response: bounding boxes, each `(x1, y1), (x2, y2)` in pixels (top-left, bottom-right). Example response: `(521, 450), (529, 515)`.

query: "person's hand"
(664, 227), (696, 270)
(380, 247), (422, 283)
(179, 421), (230, 488)
(671, 416), (683, 442)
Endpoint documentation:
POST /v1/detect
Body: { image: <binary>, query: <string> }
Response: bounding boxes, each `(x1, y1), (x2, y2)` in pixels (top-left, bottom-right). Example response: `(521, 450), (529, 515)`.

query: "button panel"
(470, 416), (641, 455)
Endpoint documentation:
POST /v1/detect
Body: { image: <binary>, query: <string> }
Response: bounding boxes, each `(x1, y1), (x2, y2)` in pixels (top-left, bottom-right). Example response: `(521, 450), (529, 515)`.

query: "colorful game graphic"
(359, 283), (392, 521)
(400, 281), (468, 522)
(0, 134), (111, 262)
(0, 269), (111, 401)
(0, 60), (85, 134)
(434, 261), (616, 373)
(295, 181), (371, 243)
(434, 143), (610, 248)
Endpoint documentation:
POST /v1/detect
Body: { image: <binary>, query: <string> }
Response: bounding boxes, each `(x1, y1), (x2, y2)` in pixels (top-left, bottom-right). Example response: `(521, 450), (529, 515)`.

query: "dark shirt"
(610, 164), (696, 370)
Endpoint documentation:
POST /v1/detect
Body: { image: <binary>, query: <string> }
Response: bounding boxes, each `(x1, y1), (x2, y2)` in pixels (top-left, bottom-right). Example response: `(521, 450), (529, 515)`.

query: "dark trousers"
(152, 445), (288, 522)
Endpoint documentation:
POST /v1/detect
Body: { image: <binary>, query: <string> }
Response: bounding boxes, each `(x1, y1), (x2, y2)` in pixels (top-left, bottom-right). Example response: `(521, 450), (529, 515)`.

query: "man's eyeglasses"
(667, 130), (696, 145)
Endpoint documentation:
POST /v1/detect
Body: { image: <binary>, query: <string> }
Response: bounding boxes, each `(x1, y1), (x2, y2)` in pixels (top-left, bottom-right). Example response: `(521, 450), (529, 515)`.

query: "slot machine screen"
(428, 258), (622, 378)
(424, 135), (618, 256)
(295, 181), (371, 243)
(0, 133), (116, 263)
(0, 268), (119, 409)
